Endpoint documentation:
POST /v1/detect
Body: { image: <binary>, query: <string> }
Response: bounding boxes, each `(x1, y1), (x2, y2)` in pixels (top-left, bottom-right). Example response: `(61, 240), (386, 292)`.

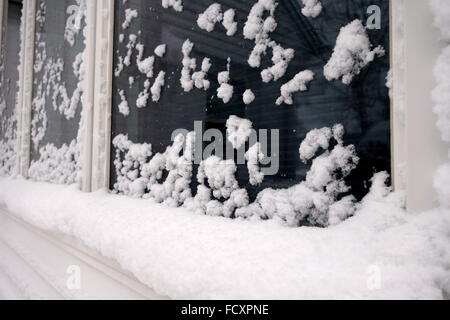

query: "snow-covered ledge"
(0, 197), (166, 300)
(0, 177), (448, 299)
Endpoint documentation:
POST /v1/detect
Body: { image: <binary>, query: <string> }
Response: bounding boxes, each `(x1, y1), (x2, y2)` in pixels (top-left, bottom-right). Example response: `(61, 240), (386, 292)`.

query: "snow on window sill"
(0, 177), (449, 299)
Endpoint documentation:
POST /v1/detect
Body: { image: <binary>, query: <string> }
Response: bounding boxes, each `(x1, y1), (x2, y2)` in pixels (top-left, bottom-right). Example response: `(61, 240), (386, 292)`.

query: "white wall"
(0, 209), (167, 300)
(404, 0), (448, 212)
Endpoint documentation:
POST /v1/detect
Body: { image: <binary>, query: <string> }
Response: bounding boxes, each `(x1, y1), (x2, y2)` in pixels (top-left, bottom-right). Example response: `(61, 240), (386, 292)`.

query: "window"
(0, 0), (22, 176)
(0, 0), (392, 226)
(28, 0), (86, 184)
(110, 0), (390, 212)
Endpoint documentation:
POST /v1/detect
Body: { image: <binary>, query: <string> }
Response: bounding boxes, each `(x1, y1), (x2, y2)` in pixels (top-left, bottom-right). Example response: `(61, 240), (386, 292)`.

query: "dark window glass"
(0, 0), (22, 176)
(29, 0), (85, 184)
(110, 0), (390, 201)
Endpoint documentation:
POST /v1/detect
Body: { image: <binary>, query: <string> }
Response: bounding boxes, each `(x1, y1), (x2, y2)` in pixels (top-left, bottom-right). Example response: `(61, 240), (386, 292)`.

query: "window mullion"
(91, 0), (115, 191)
(17, 0), (37, 178)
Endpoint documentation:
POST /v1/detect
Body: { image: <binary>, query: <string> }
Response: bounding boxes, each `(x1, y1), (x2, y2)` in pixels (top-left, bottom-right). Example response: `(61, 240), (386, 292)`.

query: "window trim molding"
(6, 1), (403, 197)
(390, 0), (407, 192)
(0, 1), (4, 51)
(91, 0), (115, 191)
(16, 0), (37, 178)
(78, 0), (97, 192)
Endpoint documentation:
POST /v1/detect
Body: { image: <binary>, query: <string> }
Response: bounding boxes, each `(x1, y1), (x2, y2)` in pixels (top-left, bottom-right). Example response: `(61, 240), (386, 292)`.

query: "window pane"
(29, 0), (86, 184)
(0, 0), (22, 176)
(110, 0), (390, 223)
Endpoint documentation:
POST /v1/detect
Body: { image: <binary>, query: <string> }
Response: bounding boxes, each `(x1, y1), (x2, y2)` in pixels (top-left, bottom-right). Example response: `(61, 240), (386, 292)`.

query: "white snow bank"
(0, 177), (449, 299)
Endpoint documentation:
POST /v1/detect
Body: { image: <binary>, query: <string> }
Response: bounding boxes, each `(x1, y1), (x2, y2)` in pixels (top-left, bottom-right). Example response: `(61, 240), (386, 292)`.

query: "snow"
(276, 70), (314, 105)
(243, 0), (277, 42)
(180, 39), (213, 92)
(180, 39), (196, 92)
(112, 132), (197, 204)
(151, 71), (166, 102)
(301, 0), (322, 18)
(112, 134), (153, 197)
(161, 0), (183, 12)
(0, 112), (17, 177)
(197, 156), (240, 201)
(154, 44), (166, 57)
(324, 20), (385, 85)
(300, 124), (344, 161)
(226, 115), (253, 150)
(245, 143), (265, 185)
(0, 0), (449, 301)
(136, 79), (151, 108)
(243, 0), (278, 68)
(434, 162), (450, 208)
(128, 76), (134, 87)
(217, 58), (234, 103)
(0, 177), (449, 299)
(108, 117), (371, 226)
(64, 0), (86, 46)
(236, 125), (359, 227)
(261, 45), (295, 83)
(429, 0), (450, 42)
(217, 84), (233, 104)
(117, 89), (130, 116)
(148, 132), (196, 206)
(27, 0), (88, 185)
(28, 140), (80, 185)
(243, 89), (255, 105)
(430, 0), (450, 210)
(222, 9), (237, 37)
(122, 8), (138, 30)
(242, 0), (294, 83)
(197, 3), (223, 33)
(196, 4), (237, 37)
(191, 58), (211, 90)
(136, 44), (155, 78)
(124, 34), (137, 67)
